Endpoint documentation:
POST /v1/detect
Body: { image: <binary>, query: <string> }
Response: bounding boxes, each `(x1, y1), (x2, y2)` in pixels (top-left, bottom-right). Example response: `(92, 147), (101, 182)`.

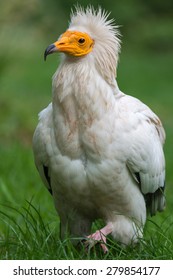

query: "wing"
(118, 94), (166, 216)
(33, 103), (53, 195)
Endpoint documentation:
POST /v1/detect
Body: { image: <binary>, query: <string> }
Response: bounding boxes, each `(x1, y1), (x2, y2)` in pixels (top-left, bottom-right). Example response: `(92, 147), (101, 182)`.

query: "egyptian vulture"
(33, 7), (166, 252)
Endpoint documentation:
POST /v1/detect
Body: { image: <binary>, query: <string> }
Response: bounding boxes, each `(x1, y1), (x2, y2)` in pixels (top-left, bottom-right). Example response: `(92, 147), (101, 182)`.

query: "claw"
(85, 230), (108, 253)
(85, 222), (112, 253)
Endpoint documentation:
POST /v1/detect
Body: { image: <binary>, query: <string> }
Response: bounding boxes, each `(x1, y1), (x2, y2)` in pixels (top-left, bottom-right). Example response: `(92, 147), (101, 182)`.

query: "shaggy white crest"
(69, 6), (121, 81)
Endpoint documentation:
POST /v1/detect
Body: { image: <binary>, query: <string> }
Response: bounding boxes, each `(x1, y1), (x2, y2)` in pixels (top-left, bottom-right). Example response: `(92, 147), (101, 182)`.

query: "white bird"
(33, 7), (166, 252)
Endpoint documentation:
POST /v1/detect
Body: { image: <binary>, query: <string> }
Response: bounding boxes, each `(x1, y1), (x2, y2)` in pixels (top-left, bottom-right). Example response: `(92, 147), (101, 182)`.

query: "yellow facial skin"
(44, 30), (94, 59)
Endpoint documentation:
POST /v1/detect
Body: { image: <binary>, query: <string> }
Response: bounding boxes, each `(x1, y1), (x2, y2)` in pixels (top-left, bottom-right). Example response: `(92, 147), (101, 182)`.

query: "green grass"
(0, 22), (173, 259)
(0, 201), (173, 260)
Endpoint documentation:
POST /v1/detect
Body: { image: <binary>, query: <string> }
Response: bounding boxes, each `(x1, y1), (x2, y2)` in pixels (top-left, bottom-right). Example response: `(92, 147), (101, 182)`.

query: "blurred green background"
(0, 0), (173, 240)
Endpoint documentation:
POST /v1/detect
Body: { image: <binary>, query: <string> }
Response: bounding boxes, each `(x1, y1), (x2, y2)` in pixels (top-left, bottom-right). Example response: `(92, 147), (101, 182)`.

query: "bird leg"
(85, 222), (112, 253)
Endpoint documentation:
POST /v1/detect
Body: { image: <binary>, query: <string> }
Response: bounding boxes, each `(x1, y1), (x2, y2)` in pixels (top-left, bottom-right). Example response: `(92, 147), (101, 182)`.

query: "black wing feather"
(43, 165), (52, 195)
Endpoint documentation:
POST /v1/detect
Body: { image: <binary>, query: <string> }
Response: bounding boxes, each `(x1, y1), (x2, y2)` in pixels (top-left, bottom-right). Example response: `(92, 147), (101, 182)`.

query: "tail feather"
(145, 187), (166, 216)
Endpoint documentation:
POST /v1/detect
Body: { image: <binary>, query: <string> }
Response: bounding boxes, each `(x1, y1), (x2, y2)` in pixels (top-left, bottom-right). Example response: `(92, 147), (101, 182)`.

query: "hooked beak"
(44, 35), (70, 61)
(44, 44), (57, 61)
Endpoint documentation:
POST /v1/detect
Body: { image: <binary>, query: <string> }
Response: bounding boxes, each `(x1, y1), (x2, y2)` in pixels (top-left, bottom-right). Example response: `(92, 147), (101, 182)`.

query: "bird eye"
(78, 38), (85, 44)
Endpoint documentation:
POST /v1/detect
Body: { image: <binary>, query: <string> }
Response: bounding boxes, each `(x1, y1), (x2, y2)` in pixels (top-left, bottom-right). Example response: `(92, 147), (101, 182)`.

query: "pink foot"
(86, 222), (112, 253)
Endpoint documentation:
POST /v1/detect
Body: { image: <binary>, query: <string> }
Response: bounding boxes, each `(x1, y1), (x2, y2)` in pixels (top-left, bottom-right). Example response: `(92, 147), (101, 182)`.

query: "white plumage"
(33, 7), (165, 252)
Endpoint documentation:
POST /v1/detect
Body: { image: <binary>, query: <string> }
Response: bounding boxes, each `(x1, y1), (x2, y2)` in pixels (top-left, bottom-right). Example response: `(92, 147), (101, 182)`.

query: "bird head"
(44, 6), (121, 81)
(44, 30), (94, 59)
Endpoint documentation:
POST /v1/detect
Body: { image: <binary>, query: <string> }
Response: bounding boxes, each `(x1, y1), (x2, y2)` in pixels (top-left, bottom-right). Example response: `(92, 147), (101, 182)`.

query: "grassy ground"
(0, 24), (173, 259)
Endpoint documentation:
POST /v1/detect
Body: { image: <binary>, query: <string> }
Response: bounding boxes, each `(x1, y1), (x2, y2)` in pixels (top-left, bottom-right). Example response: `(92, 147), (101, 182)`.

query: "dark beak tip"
(44, 44), (56, 61)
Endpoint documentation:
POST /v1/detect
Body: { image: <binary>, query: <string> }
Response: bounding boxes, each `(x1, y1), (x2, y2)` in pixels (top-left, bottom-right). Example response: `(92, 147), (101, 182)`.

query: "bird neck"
(53, 55), (119, 98)
(52, 57), (119, 129)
